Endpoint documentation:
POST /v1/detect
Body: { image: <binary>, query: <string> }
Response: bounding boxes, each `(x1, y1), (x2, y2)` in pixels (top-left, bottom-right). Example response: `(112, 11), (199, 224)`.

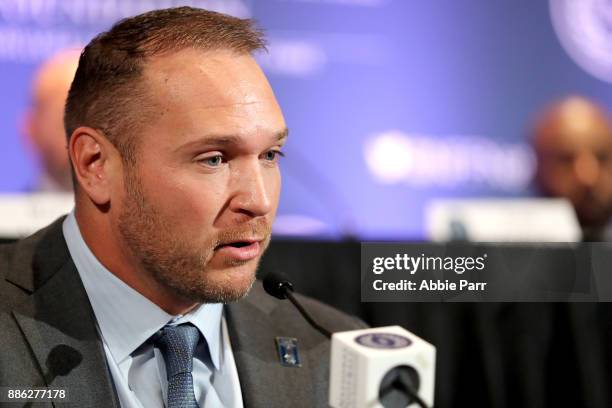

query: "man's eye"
(200, 155), (224, 167)
(262, 150), (285, 162)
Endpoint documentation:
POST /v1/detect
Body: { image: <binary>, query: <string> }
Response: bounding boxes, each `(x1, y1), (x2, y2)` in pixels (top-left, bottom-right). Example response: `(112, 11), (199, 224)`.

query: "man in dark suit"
(0, 7), (363, 407)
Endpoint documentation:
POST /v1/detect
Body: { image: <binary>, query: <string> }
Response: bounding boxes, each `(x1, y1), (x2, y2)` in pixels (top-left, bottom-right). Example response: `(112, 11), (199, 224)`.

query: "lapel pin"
(275, 337), (301, 367)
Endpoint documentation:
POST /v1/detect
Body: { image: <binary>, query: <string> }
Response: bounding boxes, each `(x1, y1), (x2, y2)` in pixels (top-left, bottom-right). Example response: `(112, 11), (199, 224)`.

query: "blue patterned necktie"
(154, 324), (201, 408)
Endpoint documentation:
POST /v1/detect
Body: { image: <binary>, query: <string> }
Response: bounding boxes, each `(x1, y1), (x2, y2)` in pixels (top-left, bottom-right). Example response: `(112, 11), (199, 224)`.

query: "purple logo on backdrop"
(355, 333), (412, 349)
(550, 0), (612, 83)
(363, 130), (535, 192)
(0, 0), (250, 63)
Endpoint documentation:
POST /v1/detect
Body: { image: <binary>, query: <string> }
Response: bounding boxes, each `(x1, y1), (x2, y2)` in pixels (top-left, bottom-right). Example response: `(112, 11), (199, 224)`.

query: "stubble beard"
(117, 169), (268, 304)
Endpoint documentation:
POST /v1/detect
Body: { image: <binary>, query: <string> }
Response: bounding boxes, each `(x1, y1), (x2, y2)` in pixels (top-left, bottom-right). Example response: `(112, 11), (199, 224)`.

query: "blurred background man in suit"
(21, 49), (80, 192)
(532, 96), (612, 241)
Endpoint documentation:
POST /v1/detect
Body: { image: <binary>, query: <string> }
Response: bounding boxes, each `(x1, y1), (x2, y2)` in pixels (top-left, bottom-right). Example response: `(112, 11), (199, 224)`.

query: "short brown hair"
(64, 6), (266, 164)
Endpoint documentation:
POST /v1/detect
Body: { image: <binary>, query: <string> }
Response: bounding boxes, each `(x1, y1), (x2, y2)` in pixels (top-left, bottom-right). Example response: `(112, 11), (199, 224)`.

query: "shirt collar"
(62, 211), (222, 369)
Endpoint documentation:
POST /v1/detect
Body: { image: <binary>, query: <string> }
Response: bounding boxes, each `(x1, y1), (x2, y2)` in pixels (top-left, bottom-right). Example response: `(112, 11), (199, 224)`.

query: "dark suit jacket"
(0, 218), (365, 407)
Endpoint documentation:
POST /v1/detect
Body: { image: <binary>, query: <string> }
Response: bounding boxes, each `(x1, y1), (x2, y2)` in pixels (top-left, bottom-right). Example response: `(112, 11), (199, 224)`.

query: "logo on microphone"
(355, 333), (412, 349)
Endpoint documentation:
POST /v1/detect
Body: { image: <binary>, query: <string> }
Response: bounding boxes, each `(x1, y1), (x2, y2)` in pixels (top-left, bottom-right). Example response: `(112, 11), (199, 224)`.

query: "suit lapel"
(8, 220), (119, 408)
(225, 286), (322, 408)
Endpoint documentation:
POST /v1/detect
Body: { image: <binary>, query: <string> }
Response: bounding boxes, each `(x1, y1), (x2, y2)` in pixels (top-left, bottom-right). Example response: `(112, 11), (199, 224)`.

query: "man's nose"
(228, 160), (274, 218)
(574, 153), (600, 188)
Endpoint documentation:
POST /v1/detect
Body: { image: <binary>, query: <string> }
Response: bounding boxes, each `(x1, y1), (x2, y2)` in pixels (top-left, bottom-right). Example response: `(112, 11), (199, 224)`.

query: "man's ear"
(68, 127), (119, 205)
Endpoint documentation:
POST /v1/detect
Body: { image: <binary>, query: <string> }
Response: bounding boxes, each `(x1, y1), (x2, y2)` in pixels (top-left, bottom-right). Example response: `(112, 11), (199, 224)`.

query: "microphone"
(262, 273), (435, 408)
(329, 326), (435, 408)
(263, 272), (332, 338)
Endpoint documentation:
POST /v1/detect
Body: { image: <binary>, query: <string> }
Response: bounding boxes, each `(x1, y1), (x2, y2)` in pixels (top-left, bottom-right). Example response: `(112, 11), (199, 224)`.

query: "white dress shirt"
(62, 211), (243, 408)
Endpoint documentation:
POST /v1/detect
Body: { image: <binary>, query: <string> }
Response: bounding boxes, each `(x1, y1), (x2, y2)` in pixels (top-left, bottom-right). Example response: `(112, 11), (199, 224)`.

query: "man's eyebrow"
(276, 127), (289, 141)
(175, 128), (289, 152)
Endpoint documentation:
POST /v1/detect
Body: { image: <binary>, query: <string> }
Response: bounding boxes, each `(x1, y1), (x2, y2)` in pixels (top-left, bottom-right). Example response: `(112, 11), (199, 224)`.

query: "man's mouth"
(214, 239), (263, 261)
(222, 241), (252, 248)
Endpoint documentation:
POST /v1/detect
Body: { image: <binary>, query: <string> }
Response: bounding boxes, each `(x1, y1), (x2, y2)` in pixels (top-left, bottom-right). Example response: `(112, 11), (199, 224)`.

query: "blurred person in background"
(532, 96), (612, 241)
(21, 49), (80, 192)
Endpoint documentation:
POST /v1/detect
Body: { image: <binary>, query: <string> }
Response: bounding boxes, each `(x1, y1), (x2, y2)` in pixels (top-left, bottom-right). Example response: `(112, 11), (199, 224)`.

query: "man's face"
(115, 49), (286, 303)
(25, 53), (79, 190)
(535, 114), (612, 228)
